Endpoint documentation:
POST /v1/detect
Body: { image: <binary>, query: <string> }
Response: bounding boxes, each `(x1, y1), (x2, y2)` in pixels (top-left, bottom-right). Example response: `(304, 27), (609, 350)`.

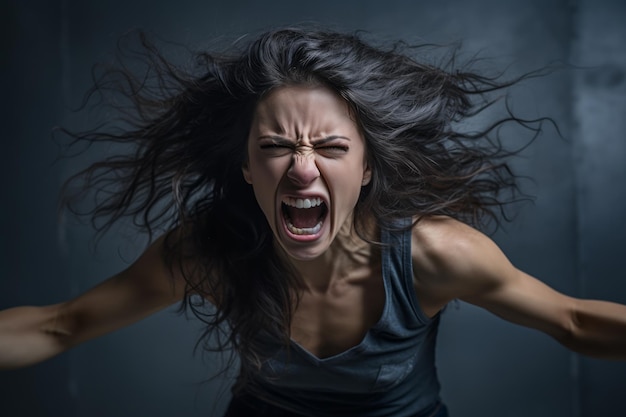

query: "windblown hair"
(61, 27), (546, 390)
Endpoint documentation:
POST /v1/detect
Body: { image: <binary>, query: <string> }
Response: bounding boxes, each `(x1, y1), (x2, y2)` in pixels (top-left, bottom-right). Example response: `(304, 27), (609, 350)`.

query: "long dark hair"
(60, 26), (548, 390)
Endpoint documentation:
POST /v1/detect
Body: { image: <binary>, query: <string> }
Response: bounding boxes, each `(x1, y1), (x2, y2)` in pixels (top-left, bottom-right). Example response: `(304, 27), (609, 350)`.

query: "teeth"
(287, 220), (323, 235)
(283, 197), (323, 209)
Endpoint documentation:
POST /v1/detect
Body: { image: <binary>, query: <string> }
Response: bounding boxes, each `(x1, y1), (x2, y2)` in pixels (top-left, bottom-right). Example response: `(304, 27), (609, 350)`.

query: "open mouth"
(281, 197), (328, 236)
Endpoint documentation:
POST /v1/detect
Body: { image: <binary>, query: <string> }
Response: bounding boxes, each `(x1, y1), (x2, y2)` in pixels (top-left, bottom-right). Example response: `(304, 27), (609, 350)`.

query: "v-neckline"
(287, 245), (391, 363)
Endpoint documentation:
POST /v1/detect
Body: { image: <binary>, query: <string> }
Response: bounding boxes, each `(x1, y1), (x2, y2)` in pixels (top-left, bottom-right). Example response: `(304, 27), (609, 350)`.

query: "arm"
(0, 232), (188, 370)
(411, 216), (626, 360)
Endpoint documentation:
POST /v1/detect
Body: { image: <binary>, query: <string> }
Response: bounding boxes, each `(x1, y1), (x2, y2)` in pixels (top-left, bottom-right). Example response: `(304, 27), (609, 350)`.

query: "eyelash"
(319, 145), (348, 152)
(259, 144), (348, 152)
(260, 144), (291, 149)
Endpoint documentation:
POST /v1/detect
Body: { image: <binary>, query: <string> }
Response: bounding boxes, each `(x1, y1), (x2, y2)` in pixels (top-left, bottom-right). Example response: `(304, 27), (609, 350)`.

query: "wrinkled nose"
(287, 153), (320, 186)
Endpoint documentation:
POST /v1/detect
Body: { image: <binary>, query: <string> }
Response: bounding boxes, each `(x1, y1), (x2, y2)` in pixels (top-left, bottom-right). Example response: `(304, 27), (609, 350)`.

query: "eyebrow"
(257, 135), (351, 144)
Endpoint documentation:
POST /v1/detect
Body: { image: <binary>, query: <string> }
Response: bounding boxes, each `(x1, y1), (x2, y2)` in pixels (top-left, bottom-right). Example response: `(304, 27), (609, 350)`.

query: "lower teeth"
(287, 220), (322, 235)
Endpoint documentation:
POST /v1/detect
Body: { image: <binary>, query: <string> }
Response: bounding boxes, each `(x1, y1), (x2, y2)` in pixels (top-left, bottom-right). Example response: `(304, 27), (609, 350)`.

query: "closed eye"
(312, 136), (350, 155)
(259, 142), (294, 157)
(320, 145), (348, 151)
(260, 143), (293, 150)
(257, 135), (295, 151)
(316, 145), (349, 154)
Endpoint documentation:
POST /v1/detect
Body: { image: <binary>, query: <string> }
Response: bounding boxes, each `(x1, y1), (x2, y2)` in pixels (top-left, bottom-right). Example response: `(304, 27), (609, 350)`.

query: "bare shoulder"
(410, 217), (594, 343)
(120, 229), (187, 296)
(411, 216), (503, 276)
(130, 226), (211, 301)
(411, 215), (482, 258)
(410, 216), (515, 305)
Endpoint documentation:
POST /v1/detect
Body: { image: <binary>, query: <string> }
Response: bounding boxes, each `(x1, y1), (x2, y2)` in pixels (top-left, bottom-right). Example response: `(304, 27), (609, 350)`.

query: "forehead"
(251, 85), (359, 136)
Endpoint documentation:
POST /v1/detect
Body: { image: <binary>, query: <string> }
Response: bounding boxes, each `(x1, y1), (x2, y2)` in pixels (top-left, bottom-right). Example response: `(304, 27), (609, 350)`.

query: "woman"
(0, 27), (624, 417)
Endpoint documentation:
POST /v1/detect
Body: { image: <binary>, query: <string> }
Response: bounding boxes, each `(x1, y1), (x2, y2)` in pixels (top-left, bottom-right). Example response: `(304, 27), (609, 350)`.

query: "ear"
(242, 161), (252, 184)
(361, 163), (372, 186)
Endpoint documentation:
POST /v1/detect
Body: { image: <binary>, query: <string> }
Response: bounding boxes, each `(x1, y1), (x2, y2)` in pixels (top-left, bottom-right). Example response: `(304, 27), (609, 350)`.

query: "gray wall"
(1, 0), (625, 416)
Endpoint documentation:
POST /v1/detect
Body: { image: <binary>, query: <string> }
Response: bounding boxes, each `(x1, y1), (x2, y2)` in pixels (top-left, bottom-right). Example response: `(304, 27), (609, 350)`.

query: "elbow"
(552, 299), (581, 347)
(0, 304), (76, 369)
(553, 299), (606, 358)
(553, 299), (626, 360)
(39, 304), (78, 347)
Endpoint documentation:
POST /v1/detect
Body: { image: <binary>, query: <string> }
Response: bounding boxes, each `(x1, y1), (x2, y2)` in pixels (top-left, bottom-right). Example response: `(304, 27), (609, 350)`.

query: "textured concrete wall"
(1, 1), (624, 416)
(571, 1), (626, 416)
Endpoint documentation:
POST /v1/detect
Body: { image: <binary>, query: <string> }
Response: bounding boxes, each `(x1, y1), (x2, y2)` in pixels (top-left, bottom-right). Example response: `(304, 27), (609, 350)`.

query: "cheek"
(325, 163), (366, 206)
(249, 155), (289, 187)
(247, 156), (289, 214)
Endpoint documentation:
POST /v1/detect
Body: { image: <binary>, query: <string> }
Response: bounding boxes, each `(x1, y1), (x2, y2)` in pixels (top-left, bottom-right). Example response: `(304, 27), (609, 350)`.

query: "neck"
(277, 217), (378, 293)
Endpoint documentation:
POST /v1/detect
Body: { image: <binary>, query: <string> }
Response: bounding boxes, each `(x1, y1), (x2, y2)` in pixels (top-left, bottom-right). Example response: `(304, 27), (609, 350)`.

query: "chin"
(272, 226), (334, 263)
(275, 235), (332, 262)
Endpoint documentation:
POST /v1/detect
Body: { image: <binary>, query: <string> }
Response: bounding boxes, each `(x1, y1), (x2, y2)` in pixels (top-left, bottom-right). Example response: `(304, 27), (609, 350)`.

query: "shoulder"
(410, 215), (498, 274)
(129, 226), (213, 302)
(410, 216), (516, 302)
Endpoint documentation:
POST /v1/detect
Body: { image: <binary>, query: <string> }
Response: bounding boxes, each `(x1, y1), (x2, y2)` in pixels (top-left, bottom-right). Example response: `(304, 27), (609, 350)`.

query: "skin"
(242, 85), (379, 357)
(1, 85), (626, 369)
(242, 84), (371, 262)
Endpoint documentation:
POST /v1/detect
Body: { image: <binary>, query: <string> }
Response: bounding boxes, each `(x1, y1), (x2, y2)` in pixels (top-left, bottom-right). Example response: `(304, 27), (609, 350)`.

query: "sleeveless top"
(248, 221), (442, 416)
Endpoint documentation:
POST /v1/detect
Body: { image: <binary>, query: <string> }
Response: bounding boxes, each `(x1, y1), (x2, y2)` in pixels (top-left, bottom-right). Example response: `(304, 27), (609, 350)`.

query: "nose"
(287, 152), (320, 186)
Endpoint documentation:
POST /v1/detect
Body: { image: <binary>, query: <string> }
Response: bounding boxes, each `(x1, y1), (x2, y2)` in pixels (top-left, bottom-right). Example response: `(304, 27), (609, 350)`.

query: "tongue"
(287, 206), (324, 228)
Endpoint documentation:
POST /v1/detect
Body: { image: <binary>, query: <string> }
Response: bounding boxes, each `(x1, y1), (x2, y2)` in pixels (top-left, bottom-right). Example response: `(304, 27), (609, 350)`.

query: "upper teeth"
(283, 197), (323, 209)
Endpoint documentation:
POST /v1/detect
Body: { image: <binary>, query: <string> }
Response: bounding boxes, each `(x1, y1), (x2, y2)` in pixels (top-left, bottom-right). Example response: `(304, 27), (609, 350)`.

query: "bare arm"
(412, 216), (626, 360)
(0, 232), (187, 370)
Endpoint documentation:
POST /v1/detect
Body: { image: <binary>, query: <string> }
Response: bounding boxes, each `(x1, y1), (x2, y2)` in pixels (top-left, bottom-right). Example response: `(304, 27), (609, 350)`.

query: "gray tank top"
(250, 221), (442, 416)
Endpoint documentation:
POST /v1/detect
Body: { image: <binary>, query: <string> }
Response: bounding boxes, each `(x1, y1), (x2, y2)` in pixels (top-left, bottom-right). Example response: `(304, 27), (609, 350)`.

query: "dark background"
(1, 0), (625, 416)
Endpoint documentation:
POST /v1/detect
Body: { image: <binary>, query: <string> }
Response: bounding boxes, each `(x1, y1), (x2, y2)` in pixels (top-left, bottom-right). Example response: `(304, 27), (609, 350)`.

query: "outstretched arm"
(0, 232), (187, 370)
(412, 216), (626, 360)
